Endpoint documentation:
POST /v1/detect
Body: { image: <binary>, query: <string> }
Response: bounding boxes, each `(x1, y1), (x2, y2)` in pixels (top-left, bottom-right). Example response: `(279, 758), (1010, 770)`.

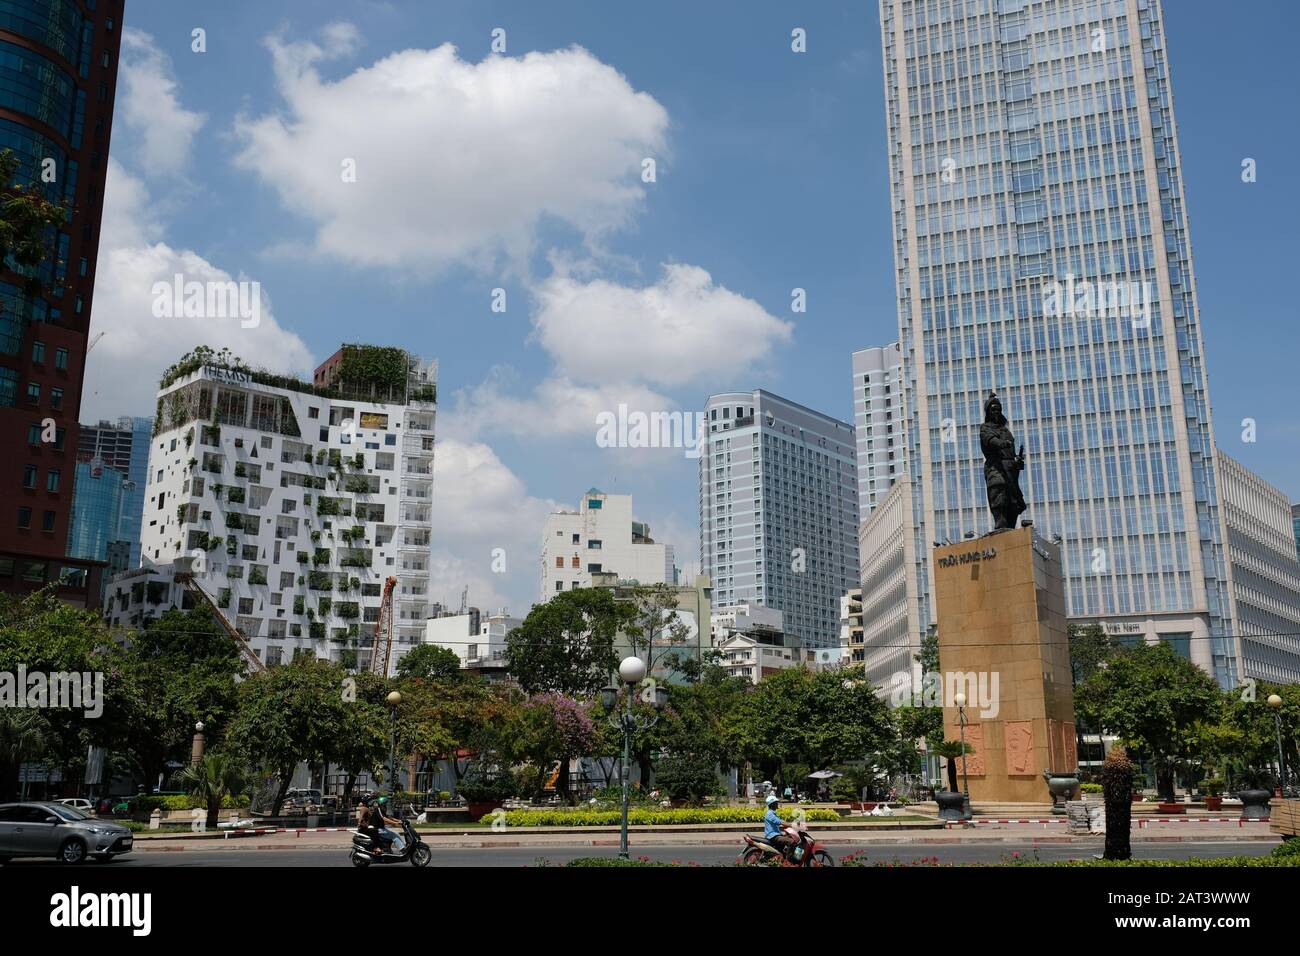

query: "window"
(17, 507), (31, 528)
(588, 539), (602, 549)
(27, 424), (40, 445)
(55, 348), (68, 369)
(46, 470), (59, 492)
(32, 341), (44, 363)
(42, 510), (55, 532)
(571, 533), (580, 544)
(22, 465), (36, 489)
(555, 556), (563, 568)
(385, 434), (396, 445)
(555, 581), (563, 592)
(25, 383), (39, 403)
(50, 387), (62, 410)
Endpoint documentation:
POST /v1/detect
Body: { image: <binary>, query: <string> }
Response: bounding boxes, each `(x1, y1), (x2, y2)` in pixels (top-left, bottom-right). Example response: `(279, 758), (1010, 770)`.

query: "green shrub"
(458, 777), (515, 802)
(1272, 837), (1300, 859)
(653, 753), (723, 804)
(1080, 782), (1103, 794)
(564, 858), (673, 867)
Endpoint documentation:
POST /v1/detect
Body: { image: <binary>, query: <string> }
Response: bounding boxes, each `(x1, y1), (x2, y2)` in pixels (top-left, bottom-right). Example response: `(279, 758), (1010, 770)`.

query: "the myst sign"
(203, 365), (252, 385)
(937, 547), (996, 568)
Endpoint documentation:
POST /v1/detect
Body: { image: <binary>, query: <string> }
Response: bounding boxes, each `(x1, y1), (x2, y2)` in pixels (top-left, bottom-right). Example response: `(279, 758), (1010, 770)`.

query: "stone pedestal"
(933, 526), (1076, 804)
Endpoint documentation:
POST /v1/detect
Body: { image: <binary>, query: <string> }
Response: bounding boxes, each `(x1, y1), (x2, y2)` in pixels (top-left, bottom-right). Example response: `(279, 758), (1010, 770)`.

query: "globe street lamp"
(954, 692), (971, 820)
(600, 657), (667, 859)
(191, 721), (206, 765)
(386, 691), (402, 796)
(1267, 694), (1289, 797)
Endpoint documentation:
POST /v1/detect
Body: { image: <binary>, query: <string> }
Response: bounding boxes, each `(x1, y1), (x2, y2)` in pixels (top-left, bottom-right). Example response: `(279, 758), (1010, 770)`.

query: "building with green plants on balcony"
(102, 344), (437, 673)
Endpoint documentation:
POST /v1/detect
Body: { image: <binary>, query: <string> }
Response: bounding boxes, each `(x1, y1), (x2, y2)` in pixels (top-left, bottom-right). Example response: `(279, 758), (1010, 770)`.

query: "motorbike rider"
(373, 795), (405, 854)
(762, 793), (798, 860)
(356, 793), (384, 855)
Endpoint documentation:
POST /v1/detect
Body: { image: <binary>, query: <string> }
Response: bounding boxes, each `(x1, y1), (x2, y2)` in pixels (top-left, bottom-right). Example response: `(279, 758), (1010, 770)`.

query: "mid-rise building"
(699, 390), (859, 649)
(0, 0), (125, 606)
(839, 588), (864, 665)
(851, 344), (905, 517)
(716, 631), (800, 684)
(878, 0), (1239, 683)
(77, 416), (152, 568)
(1217, 453), (1300, 683)
(858, 478), (924, 690)
(111, 345), (436, 670)
(424, 608), (522, 680)
(592, 570), (712, 680)
(540, 490), (675, 599)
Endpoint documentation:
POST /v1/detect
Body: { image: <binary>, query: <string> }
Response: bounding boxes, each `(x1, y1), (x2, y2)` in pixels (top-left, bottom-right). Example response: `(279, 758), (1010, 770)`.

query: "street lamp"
(1267, 694), (1289, 797)
(386, 690), (402, 796)
(600, 657), (666, 859)
(191, 721), (206, 765)
(954, 692), (970, 819)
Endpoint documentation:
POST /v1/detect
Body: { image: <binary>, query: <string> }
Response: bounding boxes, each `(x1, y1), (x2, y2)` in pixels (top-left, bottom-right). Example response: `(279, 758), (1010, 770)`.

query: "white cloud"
(233, 28), (668, 275)
(444, 367), (674, 443)
(532, 263), (794, 387)
(119, 29), (207, 175)
(428, 438), (561, 614)
(83, 162), (315, 419)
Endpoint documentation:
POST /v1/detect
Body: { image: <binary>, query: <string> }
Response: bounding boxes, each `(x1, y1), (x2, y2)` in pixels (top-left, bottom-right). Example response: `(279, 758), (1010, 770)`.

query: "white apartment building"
(716, 631), (799, 684)
(118, 347), (436, 671)
(851, 343), (905, 518)
(858, 478), (924, 690)
(425, 609), (523, 671)
(540, 489), (675, 599)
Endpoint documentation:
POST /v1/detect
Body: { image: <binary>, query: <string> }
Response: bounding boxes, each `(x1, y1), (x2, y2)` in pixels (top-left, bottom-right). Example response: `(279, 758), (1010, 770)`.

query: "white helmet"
(765, 793), (779, 806)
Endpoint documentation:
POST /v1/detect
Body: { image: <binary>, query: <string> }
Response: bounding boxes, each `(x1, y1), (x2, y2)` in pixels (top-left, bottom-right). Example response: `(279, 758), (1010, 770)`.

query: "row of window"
(31, 340), (70, 367)
(21, 463), (59, 491)
(16, 506), (56, 531)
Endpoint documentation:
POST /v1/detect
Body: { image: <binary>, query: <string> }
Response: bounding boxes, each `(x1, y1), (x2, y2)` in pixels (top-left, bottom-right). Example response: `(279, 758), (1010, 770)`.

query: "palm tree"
(174, 753), (247, 831)
(930, 739), (975, 794)
(0, 709), (49, 800)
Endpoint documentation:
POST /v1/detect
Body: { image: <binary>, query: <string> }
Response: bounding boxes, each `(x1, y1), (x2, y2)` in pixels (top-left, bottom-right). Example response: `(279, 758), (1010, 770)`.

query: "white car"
(57, 799), (95, 813)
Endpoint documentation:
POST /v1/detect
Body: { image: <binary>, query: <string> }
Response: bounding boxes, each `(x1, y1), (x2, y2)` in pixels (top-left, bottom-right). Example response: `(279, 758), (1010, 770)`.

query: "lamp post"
(1268, 694), (1289, 797)
(190, 721), (206, 765)
(600, 657), (667, 860)
(954, 692), (970, 819)
(385, 690), (402, 796)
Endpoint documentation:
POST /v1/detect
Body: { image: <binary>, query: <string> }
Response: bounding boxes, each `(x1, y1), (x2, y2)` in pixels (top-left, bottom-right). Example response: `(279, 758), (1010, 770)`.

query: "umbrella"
(806, 770), (842, 779)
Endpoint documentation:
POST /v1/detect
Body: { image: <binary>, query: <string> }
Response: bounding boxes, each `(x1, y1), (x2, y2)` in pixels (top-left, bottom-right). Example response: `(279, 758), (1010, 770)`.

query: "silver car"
(0, 801), (133, 864)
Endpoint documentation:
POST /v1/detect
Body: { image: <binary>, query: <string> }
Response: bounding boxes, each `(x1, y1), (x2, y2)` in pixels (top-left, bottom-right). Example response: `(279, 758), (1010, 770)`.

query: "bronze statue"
(980, 393), (1026, 531)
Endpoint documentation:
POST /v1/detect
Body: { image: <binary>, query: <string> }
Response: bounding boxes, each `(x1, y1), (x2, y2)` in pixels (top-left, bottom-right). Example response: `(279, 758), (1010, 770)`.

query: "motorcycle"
(350, 815), (432, 867)
(739, 826), (834, 867)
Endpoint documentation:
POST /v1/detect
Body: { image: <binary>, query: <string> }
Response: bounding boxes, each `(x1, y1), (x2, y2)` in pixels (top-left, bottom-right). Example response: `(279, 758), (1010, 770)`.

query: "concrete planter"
(1236, 789), (1271, 820)
(1204, 796), (1223, 811)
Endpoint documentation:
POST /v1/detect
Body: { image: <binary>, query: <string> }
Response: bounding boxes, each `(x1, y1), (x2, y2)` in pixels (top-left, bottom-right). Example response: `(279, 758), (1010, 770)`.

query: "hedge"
(159, 794), (253, 811)
(501, 807), (839, 827)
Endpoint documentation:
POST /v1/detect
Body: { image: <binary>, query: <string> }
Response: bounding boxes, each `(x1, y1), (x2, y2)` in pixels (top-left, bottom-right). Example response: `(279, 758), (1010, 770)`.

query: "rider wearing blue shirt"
(763, 793), (794, 857)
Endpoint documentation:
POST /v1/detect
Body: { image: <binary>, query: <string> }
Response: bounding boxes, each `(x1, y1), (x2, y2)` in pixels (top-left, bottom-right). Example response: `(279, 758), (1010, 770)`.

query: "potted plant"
(1202, 777), (1225, 811)
(458, 777), (512, 821)
(931, 740), (974, 821)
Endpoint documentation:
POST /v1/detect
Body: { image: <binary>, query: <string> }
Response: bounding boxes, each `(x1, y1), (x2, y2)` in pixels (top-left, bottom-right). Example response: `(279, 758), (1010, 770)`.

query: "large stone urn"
(1043, 770), (1080, 815)
(1236, 789), (1271, 820)
(936, 791), (970, 822)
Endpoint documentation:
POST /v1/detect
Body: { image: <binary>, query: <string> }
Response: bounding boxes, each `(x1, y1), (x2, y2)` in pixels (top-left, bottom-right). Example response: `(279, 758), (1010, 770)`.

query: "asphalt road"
(0, 840), (1278, 867)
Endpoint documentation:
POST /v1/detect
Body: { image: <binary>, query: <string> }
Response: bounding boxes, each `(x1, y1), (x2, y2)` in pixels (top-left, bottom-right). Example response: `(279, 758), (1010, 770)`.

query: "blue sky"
(88, 0), (1300, 615)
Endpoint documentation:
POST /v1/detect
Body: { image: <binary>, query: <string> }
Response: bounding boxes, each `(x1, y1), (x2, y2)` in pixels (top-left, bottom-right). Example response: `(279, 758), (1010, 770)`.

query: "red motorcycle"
(739, 827), (834, 867)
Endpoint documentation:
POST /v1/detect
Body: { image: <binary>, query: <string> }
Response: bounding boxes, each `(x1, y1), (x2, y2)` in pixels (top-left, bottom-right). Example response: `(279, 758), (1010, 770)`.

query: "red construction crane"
(370, 575), (399, 676)
(174, 570), (267, 673)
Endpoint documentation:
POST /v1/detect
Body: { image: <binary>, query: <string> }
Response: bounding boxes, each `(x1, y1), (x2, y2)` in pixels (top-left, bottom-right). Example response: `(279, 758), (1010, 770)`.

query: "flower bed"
(501, 807), (839, 827)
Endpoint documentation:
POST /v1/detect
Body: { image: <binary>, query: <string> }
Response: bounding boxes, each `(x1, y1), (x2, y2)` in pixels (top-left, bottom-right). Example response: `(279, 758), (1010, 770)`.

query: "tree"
(623, 584), (695, 676)
(654, 753), (722, 804)
(114, 606), (243, 794)
(332, 669), (389, 801)
(929, 739), (975, 793)
(0, 710), (49, 801)
(226, 656), (355, 813)
(723, 666), (896, 782)
(1101, 746), (1134, 860)
(1068, 622), (1115, 764)
(174, 752), (246, 831)
(502, 693), (597, 804)
(1211, 682), (1300, 790)
(395, 644), (462, 682)
(505, 588), (633, 696)
(1074, 642), (1221, 801)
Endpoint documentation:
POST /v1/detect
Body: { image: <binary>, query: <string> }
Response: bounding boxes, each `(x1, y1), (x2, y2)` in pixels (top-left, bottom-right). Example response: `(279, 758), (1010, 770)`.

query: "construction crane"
(370, 576), (399, 677)
(173, 568), (267, 673)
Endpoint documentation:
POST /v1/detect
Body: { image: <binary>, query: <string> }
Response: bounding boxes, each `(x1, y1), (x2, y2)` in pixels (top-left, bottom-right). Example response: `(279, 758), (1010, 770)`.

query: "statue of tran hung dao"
(980, 392), (1026, 532)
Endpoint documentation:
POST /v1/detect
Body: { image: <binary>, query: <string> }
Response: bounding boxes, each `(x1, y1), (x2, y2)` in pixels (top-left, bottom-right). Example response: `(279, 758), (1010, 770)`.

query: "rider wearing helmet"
(373, 794), (404, 854)
(763, 793), (795, 859)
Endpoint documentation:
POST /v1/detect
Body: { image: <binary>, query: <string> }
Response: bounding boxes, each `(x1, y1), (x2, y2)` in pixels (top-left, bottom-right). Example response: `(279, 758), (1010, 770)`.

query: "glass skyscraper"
(78, 415), (151, 568)
(879, 0), (1236, 683)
